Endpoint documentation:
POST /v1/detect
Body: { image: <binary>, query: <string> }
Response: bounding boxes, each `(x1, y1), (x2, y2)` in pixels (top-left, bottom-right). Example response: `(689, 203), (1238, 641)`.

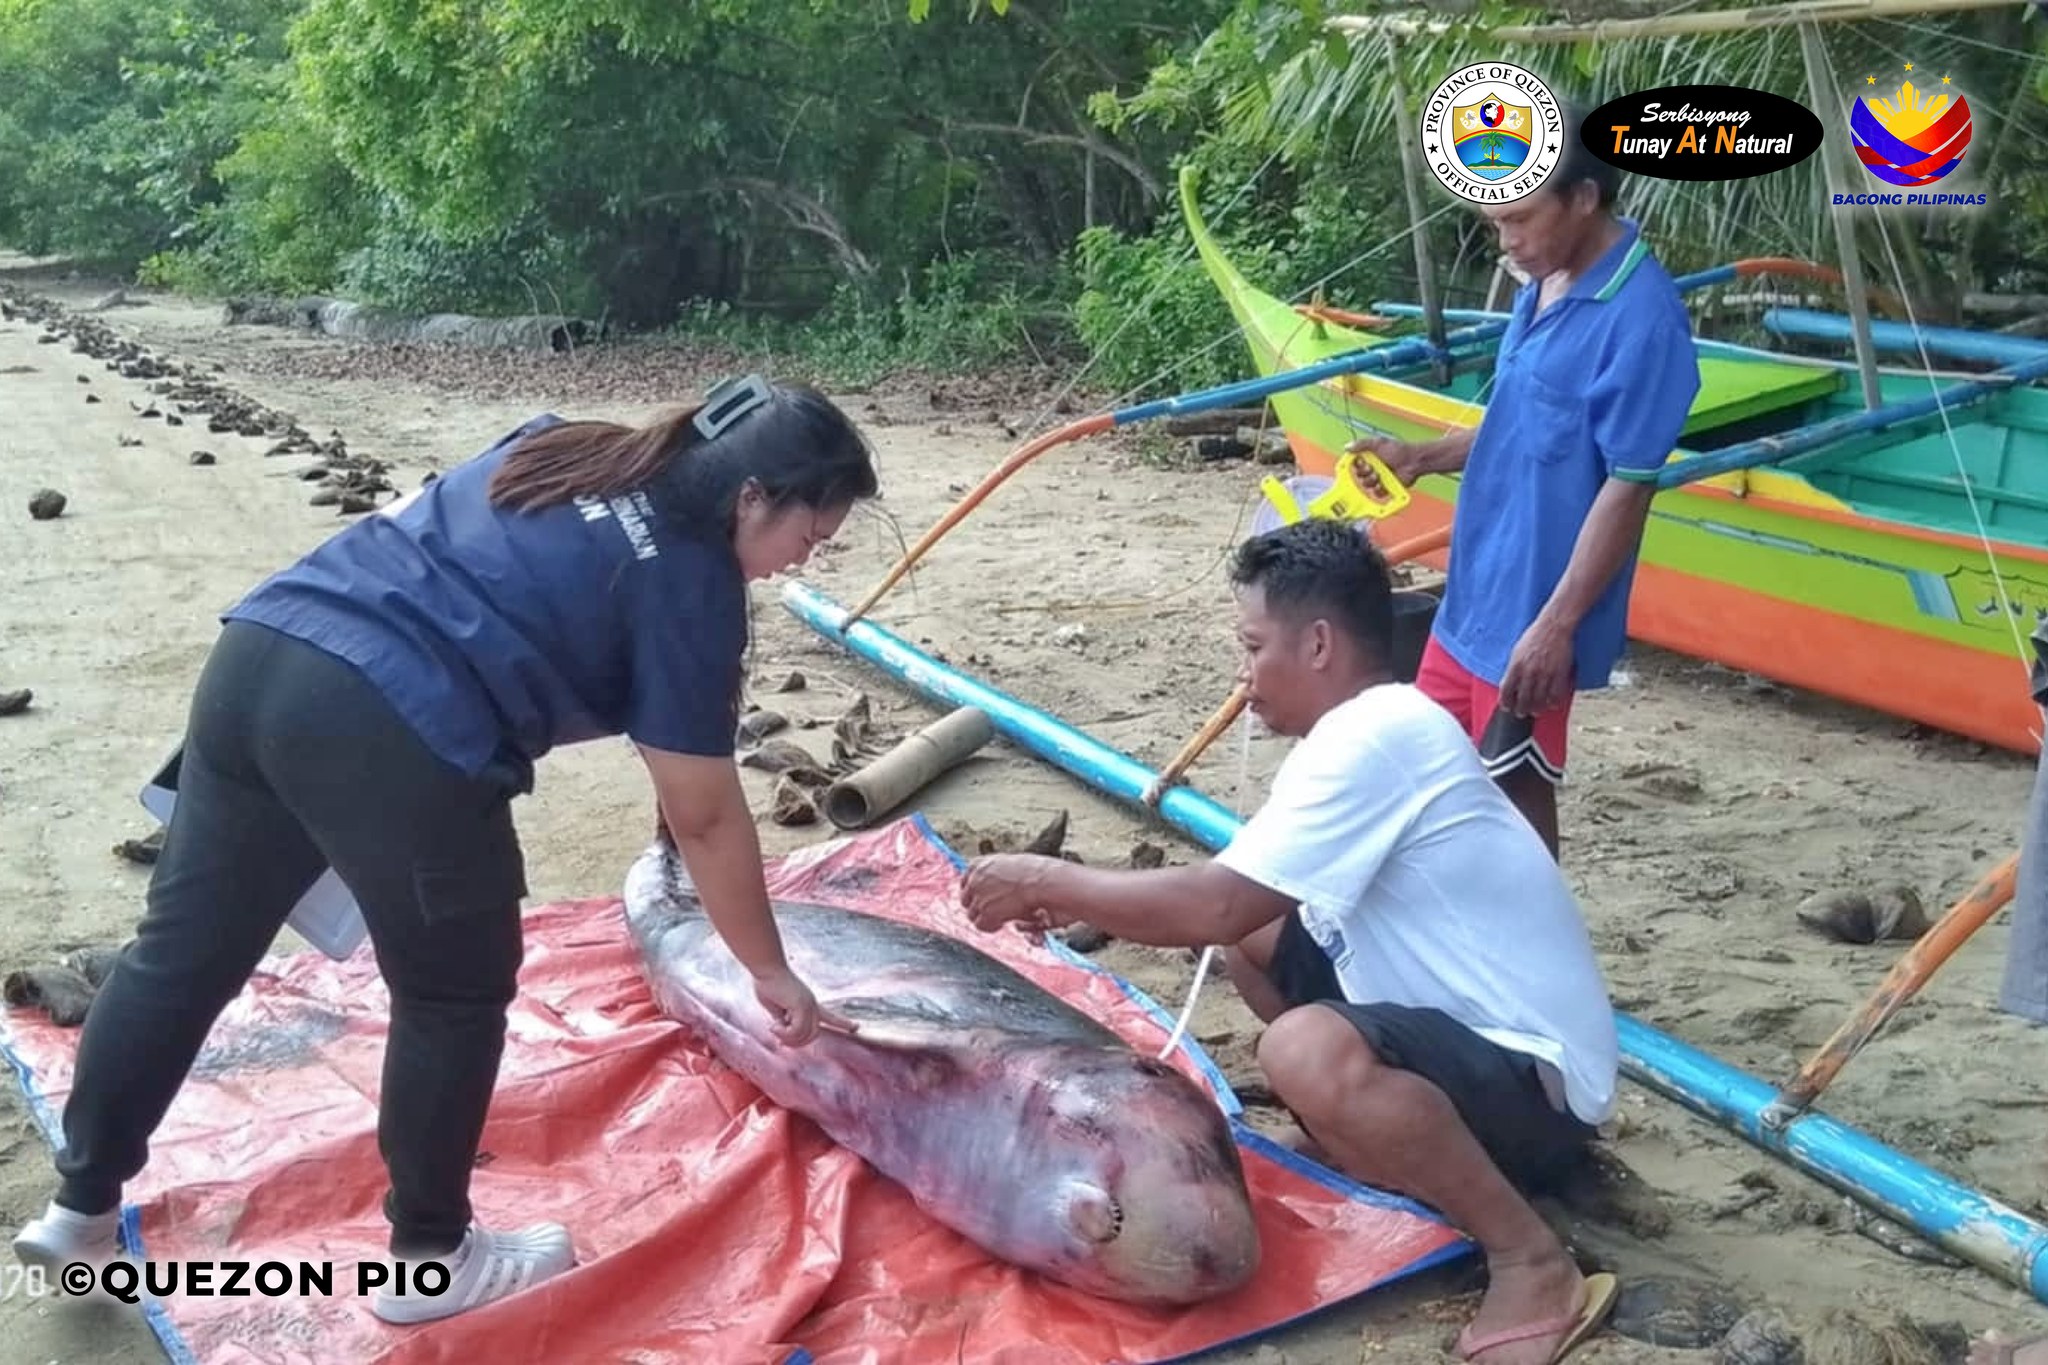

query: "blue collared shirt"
(1432, 218), (1701, 692)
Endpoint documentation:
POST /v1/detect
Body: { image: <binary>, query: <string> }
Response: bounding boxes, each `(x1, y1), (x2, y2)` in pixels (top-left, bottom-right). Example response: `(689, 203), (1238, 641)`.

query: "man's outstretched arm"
(962, 853), (1295, 948)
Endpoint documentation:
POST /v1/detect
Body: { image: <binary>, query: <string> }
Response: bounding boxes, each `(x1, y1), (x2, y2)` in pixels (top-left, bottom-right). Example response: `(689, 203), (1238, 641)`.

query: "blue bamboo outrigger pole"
(780, 578), (2048, 1308)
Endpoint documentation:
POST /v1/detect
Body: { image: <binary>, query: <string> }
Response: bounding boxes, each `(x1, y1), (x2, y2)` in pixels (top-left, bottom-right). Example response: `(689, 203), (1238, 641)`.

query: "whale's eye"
(1046, 1081), (1109, 1135)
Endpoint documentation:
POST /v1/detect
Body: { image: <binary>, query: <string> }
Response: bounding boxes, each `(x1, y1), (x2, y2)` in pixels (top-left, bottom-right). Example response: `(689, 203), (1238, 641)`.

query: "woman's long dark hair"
(486, 378), (880, 538)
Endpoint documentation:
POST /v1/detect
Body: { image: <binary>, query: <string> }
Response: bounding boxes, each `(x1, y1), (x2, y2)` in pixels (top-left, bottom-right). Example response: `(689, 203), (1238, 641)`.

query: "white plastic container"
(138, 747), (370, 961)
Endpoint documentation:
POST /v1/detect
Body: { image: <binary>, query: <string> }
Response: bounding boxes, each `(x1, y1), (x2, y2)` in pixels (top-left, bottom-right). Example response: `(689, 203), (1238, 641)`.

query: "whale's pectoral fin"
(829, 993), (963, 1043)
(818, 995), (975, 1090)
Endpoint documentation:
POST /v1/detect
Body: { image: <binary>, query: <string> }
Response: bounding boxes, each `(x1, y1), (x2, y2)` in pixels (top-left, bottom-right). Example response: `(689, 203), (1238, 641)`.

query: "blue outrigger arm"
(1099, 320), (1494, 426)
(1764, 306), (2048, 369)
(781, 578), (2048, 1308)
(1655, 351), (2048, 488)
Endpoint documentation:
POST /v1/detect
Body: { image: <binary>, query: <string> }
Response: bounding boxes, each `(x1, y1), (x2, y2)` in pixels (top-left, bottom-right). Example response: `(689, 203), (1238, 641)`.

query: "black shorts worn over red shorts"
(1265, 911), (1596, 1194)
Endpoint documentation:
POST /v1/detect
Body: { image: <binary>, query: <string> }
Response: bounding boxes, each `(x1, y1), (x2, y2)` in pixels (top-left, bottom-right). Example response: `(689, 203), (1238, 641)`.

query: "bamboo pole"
(1796, 20), (1884, 410)
(1764, 852), (2019, 1126)
(1139, 523), (1454, 808)
(1389, 58), (1451, 388)
(1327, 0), (2026, 43)
(1143, 685), (1251, 808)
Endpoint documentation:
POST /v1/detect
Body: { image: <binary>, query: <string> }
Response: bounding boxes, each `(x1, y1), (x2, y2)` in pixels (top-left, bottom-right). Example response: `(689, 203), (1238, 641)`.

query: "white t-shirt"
(1214, 682), (1619, 1126)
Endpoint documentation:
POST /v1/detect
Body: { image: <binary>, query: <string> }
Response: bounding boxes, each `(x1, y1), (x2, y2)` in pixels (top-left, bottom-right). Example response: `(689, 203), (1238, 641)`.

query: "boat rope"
(1814, 32), (2039, 696)
(1092, 195), (1468, 433)
(837, 178), (1471, 625)
(1000, 137), (1459, 466)
(1006, 140), (1292, 444)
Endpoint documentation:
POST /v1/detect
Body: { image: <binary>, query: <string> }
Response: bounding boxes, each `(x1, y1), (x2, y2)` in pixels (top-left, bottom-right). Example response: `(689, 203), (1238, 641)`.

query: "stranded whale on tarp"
(621, 833), (1261, 1307)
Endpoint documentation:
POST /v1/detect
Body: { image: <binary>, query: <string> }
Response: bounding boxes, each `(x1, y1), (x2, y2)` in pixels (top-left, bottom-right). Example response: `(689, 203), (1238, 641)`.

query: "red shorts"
(1414, 635), (1571, 785)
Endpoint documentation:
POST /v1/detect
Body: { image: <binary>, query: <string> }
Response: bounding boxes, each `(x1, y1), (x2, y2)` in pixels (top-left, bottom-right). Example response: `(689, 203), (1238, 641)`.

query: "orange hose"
(1379, 524), (1451, 566)
(841, 413), (1116, 626)
(1774, 851), (2019, 1116)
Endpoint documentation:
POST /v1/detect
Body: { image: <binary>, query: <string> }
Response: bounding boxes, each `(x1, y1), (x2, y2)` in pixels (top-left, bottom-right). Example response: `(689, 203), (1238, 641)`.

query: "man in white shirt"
(962, 519), (1620, 1365)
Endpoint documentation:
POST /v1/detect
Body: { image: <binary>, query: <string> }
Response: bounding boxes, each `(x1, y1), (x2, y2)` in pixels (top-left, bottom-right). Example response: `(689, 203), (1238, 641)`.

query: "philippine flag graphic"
(1851, 79), (1972, 187)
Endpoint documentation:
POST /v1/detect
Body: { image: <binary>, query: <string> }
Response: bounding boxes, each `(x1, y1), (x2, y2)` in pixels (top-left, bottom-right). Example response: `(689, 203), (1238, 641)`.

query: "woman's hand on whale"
(752, 964), (856, 1046)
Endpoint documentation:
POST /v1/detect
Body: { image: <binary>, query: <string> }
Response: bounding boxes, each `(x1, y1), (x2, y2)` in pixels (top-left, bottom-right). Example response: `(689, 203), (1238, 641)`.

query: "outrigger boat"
(1180, 167), (2048, 755)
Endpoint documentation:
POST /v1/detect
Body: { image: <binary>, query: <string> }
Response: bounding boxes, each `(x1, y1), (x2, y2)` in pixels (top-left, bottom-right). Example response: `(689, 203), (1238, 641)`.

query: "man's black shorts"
(1265, 910), (1596, 1194)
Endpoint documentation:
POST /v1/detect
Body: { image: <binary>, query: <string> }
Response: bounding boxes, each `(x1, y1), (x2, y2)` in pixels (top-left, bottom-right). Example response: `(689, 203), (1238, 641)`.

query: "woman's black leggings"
(54, 620), (528, 1256)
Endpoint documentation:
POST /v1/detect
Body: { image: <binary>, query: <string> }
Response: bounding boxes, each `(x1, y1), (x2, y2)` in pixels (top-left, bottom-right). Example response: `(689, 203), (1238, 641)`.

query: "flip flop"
(1455, 1272), (1620, 1364)
(1972, 1331), (2048, 1365)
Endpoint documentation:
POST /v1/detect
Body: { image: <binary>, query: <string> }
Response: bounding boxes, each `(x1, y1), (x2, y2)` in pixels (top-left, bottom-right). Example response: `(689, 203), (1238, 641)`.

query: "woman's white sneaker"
(11, 1200), (125, 1301)
(12, 1200), (121, 1269)
(370, 1221), (575, 1324)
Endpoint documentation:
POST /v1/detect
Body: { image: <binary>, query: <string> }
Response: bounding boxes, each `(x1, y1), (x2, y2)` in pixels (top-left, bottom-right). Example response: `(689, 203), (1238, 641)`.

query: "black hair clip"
(694, 373), (774, 442)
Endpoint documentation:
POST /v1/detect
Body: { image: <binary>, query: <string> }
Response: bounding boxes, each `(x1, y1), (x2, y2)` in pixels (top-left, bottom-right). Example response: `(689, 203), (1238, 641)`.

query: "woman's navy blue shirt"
(224, 415), (748, 791)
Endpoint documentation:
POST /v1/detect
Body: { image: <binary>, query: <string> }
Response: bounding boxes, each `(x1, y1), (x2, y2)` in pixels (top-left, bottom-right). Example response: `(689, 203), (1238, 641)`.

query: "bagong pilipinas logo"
(1852, 66), (1971, 186)
(1422, 62), (1564, 204)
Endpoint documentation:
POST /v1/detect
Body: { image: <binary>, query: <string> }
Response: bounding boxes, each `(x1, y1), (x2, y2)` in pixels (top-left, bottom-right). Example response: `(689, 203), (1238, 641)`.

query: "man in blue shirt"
(1359, 114), (1701, 859)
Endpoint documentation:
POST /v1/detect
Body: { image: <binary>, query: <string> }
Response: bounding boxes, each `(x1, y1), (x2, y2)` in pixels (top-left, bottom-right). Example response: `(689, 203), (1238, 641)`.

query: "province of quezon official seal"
(1421, 62), (1564, 204)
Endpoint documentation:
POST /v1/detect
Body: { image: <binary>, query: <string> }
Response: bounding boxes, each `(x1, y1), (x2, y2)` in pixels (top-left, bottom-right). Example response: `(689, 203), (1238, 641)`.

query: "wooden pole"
(1327, 0), (2025, 44)
(1764, 852), (2019, 1125)
(1796, 20), (1884, 410)
(1390, 58), (1452, 388)
(1140, 524), (1454, 807)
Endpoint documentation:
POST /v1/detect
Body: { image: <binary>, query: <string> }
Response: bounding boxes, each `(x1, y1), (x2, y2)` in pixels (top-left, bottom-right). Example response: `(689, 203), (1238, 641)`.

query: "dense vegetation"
(3, 0), (2044, 392)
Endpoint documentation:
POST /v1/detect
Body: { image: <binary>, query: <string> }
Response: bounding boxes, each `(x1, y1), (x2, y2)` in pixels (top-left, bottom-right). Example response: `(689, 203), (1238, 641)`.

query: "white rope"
(1159, 707), (1256, 1061)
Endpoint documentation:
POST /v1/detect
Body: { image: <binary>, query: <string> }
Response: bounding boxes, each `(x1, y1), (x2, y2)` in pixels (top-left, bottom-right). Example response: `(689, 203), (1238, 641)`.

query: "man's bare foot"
(1970, 1331), (2048, 1365)
(1456, 1248), (1595, 1365)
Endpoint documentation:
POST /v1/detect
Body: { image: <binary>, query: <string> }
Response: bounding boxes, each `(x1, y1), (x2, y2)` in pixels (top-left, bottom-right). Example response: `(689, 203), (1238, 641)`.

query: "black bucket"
(1391, 589), (1439, 683)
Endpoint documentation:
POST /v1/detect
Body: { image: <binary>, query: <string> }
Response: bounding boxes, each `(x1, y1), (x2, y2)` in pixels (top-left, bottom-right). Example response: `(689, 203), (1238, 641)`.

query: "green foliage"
(11, 0), (2043, 410)
(676, 252), (1077, 389)
(0, 1), (296, 267)
(1071, 218), (1249, 395)
(907, 0), (1009, 20)
(141, 73), (370, 296)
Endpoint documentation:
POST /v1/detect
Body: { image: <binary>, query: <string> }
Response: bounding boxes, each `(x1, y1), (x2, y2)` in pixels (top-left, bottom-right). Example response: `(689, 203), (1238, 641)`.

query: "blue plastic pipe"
(1765, 307), (2048, 368)
(780, 578), (2048, 1306)
(1371, 302), (1507, 326)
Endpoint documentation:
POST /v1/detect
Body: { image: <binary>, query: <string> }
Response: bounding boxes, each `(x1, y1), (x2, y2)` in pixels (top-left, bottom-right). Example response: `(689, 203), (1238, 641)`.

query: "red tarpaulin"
(2, 815), (1469, 1364)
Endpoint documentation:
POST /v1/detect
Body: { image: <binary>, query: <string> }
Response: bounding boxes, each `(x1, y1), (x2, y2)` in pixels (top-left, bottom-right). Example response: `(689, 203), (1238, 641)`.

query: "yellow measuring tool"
(1257, 449), (1410, 529)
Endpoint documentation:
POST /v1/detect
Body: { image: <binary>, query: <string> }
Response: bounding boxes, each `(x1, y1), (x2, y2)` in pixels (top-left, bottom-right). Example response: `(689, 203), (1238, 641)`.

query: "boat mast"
(1796, 19), (1883, 409)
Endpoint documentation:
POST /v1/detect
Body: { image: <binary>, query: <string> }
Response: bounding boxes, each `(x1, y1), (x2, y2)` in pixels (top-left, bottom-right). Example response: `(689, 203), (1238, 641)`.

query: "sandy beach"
(4, 254), (2047, 1364)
